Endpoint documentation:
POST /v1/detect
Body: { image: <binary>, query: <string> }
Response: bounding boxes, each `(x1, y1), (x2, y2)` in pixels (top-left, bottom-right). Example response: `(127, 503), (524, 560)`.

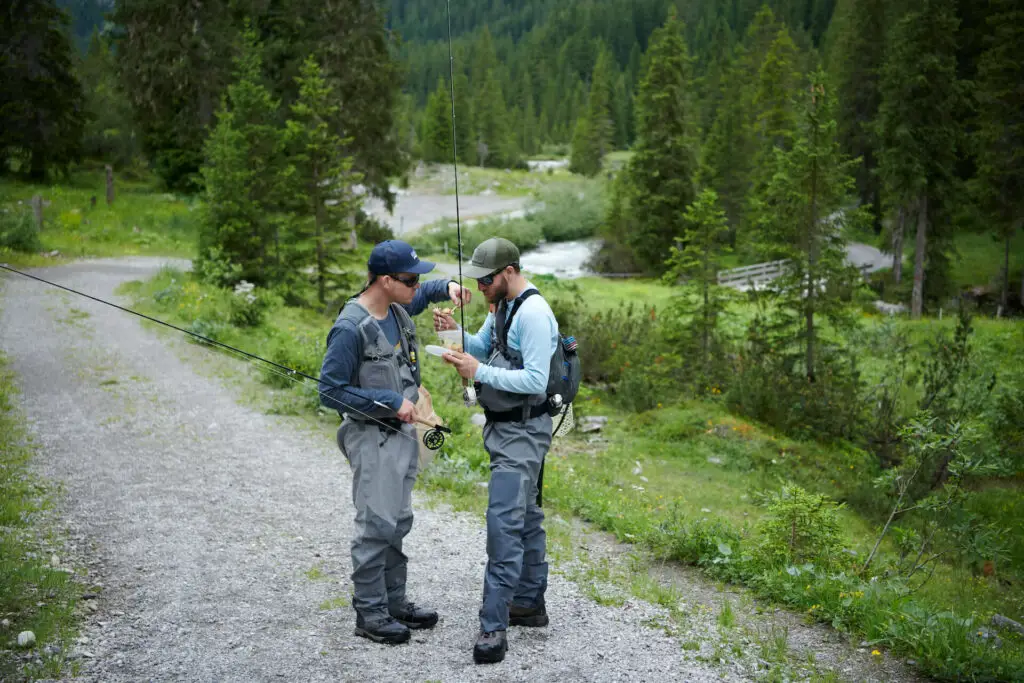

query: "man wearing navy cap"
(319, 240), (471, 645)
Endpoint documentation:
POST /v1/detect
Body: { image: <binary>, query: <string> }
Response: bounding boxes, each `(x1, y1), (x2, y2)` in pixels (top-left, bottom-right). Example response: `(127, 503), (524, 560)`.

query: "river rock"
(17, 631), (36, 647)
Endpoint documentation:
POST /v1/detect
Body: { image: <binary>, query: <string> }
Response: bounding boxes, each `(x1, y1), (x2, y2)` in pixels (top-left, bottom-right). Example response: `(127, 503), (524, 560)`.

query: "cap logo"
(410, 249), (418, 259)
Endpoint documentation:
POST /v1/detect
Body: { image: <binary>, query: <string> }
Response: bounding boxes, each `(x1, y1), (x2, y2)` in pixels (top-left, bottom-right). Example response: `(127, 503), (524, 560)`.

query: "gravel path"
(0, 258), (729, 682)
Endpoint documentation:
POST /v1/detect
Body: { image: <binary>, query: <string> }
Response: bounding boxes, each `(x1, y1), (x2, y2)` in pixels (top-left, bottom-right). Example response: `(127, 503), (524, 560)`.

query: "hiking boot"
(354, 615), (410, 645)
(473, 630), (508, 664)
(509, 600), (549, 627)
(389, 601), (439, 630)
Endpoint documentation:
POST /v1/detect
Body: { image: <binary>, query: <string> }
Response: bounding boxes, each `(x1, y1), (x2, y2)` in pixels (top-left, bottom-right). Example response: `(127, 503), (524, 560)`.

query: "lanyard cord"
(0, 263), (423, 445)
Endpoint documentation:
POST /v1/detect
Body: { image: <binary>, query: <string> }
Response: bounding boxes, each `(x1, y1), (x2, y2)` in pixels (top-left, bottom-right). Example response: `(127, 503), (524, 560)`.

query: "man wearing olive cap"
(319, 239), (471, 645)
(438, 237), (559, 664)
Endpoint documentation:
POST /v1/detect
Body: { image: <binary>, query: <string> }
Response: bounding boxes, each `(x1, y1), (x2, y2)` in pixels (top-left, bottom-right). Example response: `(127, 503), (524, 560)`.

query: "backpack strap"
(498, 288), (541, 353)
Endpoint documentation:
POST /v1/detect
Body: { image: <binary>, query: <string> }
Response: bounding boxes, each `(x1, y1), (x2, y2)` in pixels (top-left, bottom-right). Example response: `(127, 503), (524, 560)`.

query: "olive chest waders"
(477, 293), (554, 634)
(334, 300), (423, 629)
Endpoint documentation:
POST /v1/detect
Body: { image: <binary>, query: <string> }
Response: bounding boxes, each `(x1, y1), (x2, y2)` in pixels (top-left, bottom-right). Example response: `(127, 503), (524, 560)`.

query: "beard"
(486, 280), (509, 304)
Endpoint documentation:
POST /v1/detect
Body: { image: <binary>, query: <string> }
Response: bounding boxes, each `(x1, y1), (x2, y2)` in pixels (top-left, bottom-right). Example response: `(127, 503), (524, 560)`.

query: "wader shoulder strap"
(498, 289), (541, 352)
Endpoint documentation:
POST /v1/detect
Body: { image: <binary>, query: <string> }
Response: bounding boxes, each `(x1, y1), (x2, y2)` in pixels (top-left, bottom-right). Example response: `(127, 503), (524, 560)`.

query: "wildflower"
(871, 650), (881, 657)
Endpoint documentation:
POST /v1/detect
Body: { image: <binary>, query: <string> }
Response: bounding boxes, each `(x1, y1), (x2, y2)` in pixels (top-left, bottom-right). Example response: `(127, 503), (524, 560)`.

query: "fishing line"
(445, 0), (478, 408)
(0, 263), (442, 447)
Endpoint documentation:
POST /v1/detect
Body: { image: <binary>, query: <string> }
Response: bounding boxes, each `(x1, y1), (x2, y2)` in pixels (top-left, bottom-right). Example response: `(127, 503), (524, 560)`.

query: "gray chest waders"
(335, 300), (422, 624)
(476, 292), (555, 632)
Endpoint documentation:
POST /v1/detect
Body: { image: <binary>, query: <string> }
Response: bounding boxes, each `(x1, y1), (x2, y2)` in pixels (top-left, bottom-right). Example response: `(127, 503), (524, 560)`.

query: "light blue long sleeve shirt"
(460, 284), (559, 395)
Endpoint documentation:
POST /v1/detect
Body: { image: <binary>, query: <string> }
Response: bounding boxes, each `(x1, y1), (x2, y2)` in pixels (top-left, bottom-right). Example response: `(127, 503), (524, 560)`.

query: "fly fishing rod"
(0, 263), (452, 450)
(445, 0), (477, 409)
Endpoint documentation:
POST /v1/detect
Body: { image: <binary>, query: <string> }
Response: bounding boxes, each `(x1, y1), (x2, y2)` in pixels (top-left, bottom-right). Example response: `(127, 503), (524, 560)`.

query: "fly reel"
(421, 423), (451, 451)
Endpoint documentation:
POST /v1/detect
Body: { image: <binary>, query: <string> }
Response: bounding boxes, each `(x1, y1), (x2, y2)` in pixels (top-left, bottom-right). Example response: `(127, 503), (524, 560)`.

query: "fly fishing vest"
(338, 299), (421, 422)
(478, 291), (551, 422)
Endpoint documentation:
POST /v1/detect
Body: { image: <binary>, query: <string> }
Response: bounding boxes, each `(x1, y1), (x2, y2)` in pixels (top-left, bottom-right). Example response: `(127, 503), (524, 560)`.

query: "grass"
(0, 350), (81, 680)
(407, 162), (585, 197)
(0, 169), (199, 267)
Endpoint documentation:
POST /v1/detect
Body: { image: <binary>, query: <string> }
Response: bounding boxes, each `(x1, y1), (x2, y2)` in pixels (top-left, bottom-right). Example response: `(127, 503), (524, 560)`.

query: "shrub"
(754, 484), (847, 570)
(0, 205), (41, 252)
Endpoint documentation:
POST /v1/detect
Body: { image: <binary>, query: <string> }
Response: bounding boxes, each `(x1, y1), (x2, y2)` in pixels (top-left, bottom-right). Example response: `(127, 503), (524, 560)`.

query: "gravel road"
(0, 258), (731, 682)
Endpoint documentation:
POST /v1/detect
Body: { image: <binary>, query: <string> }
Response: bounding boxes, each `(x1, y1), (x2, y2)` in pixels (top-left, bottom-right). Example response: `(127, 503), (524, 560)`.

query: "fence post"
(31, 195), (44, 231)
(105, 165), (115, 206)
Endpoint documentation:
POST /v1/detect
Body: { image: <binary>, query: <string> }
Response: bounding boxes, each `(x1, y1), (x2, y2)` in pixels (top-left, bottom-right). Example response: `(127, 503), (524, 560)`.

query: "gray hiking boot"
(509, 599), (549, 627)
(354, 615), (410, 645)
(389, 601), (439, 630)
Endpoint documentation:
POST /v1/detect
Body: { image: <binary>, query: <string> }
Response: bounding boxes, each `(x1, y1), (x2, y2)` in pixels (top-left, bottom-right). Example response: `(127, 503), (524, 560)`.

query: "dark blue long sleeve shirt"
(318, 278), (453, 417)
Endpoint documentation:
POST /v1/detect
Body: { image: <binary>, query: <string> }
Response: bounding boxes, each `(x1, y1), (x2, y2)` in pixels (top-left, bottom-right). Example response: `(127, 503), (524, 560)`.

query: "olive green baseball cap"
(462, 237), (521, 279)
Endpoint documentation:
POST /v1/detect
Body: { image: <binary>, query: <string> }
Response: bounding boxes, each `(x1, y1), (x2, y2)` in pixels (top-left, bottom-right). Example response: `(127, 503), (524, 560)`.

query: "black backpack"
(500, 290), (582, 415)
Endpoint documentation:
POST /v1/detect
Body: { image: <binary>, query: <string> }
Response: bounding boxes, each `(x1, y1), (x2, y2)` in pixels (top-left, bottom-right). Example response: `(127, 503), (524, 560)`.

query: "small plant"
(229, 280), (269, 327)
(717, 599), (736, 629)
(754, 484), (846, 569)
(0, 205), (42, 252)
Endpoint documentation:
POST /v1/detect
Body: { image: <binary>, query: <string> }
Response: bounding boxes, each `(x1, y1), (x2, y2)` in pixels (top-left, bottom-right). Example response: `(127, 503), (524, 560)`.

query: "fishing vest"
(338, 299), (421, 420)
(477, 290), (550, 418)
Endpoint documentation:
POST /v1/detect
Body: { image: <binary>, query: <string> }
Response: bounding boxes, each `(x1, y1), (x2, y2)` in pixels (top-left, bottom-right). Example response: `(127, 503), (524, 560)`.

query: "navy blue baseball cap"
(367, 240), (436, 275)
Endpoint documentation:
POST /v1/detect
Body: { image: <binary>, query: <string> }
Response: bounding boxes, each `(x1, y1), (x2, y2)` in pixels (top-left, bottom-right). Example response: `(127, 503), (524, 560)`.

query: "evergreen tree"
(831, 0), (886, 233)
(78, 29), (140, 168)
(196, 27), (283, 287)
(876, 0), (964, 318)
(112, 0), (234, 191)
(698, 63), (748, 241)
(752, 27), (800, 154)
(0, 0), (85, 179)
(569, 46), (615, 176)
(282, 57), (361, 306)
(453, 73), (476, 165)
(618, 9), (697, 273)
(756, 73), (867, 382)
(663, 188), (733, 389)
(973, 0), (1024, 312)
(420, 78), (454, 163)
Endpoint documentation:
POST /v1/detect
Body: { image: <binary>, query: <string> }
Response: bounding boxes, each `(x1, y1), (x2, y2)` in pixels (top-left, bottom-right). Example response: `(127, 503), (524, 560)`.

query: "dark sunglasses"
(477, 265), (513, 286)
(388, 273), (420, 288)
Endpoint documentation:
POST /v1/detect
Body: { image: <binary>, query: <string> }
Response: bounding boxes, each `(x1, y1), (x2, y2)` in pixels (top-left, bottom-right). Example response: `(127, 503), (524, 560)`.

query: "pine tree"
(752, 27), (800, 155)
(619, 9), (697, 273)
(196, 27), (284, 287)
(831, 0), (887, 234)
(0, 0), (85, 179)
(78, 30), (140, 168)
(569, 46), (615, 176)
(973, 0), (1024, 312)
(663, 188), (733, 389)
(112, 0), (234, 191)
(420, 78), (454, 163)
(876, 0), (964, 318)
(756, 73), (867, 382)
(282, 57), (361, 306)
(453, 73), (476, 165)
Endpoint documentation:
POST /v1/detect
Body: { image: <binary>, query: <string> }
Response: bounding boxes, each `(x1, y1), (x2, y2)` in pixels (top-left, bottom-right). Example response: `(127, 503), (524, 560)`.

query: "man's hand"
(433, 309), (457, 332)
(443, 349), (479, 380)
(396, 398), (416, 424)
(447, 281), (472, 307)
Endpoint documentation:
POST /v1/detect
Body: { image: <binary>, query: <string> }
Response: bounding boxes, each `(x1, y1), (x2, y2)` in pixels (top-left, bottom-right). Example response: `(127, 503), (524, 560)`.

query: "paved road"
(0, 257), (728, 682)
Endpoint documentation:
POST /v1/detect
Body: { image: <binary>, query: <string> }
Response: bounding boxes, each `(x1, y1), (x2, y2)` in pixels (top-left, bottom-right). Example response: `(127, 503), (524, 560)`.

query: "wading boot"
(354, 615), (410, 645)
(473, 630), (508, 664)
(389, 601), (439, 630)
(509, 599), (549, 627)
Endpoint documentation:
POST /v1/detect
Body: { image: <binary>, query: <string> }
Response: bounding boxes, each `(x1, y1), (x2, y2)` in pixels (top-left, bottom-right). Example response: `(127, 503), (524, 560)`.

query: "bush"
(529, 185), (604, 242)
(992, 379), (1024, 470)
(753, 484), (847, 569)
(0, 205), (41, 252)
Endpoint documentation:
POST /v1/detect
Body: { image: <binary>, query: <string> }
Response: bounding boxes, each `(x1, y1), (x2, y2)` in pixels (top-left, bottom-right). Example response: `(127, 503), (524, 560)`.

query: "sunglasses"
(388, 273), (420, 288)
(477, 265), (514, 286)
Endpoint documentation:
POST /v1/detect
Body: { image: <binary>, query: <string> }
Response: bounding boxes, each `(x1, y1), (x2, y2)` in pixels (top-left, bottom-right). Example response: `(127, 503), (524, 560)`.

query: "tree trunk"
(892, 204), (906, 283)
(1001, 231), (1010, 314)
(105, 166), (115, 206)
(806, 121), (819, 383)
(313, 169), (326, 306)
(702, 251), (710, 370)
(912, 194), (928, 319)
